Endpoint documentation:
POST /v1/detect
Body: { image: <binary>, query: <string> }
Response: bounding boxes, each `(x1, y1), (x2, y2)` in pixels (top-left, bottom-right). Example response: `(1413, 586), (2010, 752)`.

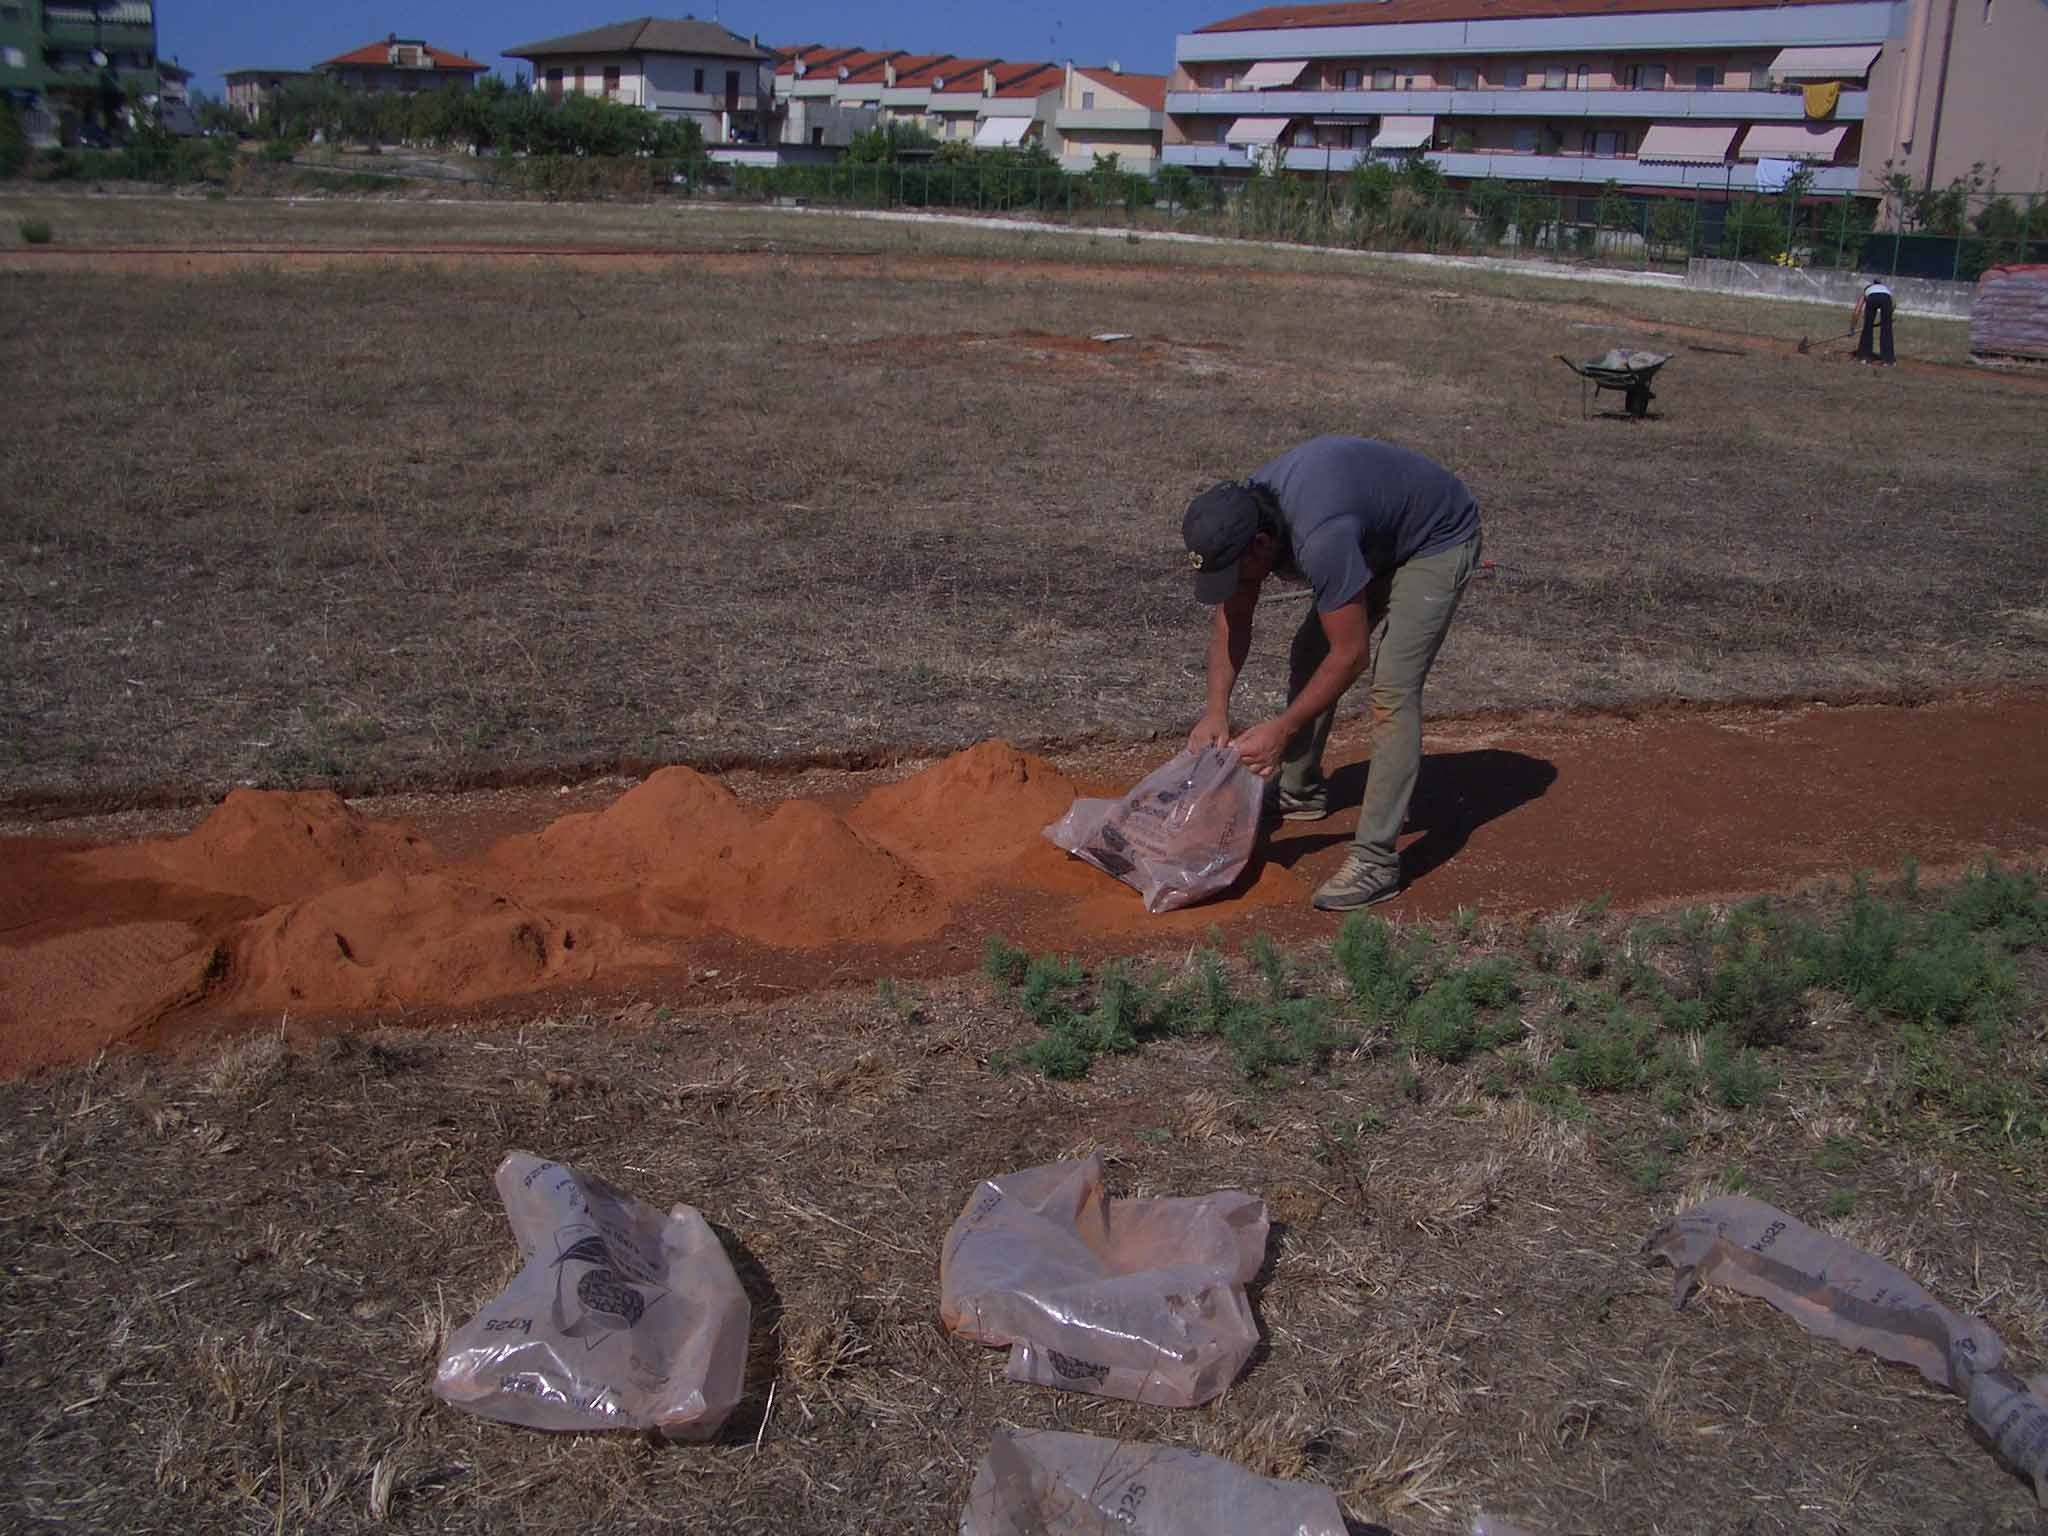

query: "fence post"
(1641, 200), (1651, 269)
(2024, 191), (2034, 265)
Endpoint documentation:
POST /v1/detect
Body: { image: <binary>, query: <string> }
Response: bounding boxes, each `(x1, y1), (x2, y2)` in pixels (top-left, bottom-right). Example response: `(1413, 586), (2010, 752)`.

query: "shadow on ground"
(1266, 748), (1559, 881)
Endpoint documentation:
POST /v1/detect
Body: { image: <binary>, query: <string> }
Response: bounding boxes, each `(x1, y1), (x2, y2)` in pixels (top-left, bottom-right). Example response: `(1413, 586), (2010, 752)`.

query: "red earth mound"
(0, 741), (1299, 1074)
(8, 696), (2046, 1079)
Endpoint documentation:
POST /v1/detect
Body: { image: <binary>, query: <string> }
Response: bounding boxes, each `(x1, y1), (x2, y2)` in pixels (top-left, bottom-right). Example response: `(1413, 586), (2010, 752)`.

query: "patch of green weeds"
(1549, 1006), (1657, 1093)
(874, 977), (919, 1022)
(1403, 958), (1522, 1064)
(1332, 915), (1423, 1022)
(987, 943), (1350, 1083)
(1814, 1135), (1859, 1172)
(1825, 1189), (1858, 1219)
(1574, 933), (1608, 979)
(19, 218), (53, 245)
(1633, 1154), (1674, 1194)
(1528, 1079), (1592, 1122)
(1703, 1028), (1775, 1109)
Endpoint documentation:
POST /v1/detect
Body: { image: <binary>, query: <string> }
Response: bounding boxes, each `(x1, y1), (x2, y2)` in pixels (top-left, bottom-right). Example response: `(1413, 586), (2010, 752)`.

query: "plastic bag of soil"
(1647, 1195), (2048, 1503)
(433, 1152), (750, 1438)
(1042, 747), (1263, 914)
(960, 1429), (1348, 1536)
(939, 1154), (1268, 1406)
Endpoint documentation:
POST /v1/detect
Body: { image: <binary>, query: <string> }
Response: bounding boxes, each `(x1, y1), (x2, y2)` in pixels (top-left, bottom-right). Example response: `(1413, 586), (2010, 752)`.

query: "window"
(811, 125), (823, 145)
(1544, 65), (1568, 89)
(1342, 67), (1361, 88)
(573, 64), (585, 93)
(1626, 63), (1666, 90)
(1452, 65), (1478, 89)
(604, 65), (621, 96)
(1502, 63), (1527, 88)
(1372, 66), (1395, 89)
(1694, 64), (1721, 89)
(693, 66), (704, 92)
(2, 46), (21, 69)
(1511, 125), (1538, 151)
(0, 4), (21, 20)
(545, 67), (563, 102)
(1590, 129), (1623, 155)
(1082, 89), (1095, 108)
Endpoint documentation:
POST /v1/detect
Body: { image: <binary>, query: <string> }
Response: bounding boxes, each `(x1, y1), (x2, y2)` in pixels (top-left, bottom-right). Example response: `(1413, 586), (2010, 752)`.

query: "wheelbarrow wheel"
(1624, 382), (1654, 418)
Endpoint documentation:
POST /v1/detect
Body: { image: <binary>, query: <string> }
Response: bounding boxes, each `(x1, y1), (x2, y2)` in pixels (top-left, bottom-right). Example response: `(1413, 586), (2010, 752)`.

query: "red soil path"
(2, 690), (2044, 1078)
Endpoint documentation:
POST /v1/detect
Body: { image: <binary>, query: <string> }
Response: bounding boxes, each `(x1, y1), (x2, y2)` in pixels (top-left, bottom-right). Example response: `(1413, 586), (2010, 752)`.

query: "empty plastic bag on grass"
(1648, 1195), (2048, 1503)
(960, 1429), (1349, 1536)
(1042, 746), (1263, 914)
(433, 1152), (749, 1437)
(939, 1154), (1268, 1406)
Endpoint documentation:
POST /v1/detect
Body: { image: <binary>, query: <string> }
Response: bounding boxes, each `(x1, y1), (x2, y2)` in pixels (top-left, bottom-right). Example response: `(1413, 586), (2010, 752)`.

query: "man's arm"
(1187, 587), (1257, 750)
(1230, 599), (1370, 776)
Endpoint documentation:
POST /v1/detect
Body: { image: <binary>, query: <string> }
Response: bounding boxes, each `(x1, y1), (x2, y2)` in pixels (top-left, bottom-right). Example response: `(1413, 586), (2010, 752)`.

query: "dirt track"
(3, 689), (2043, 1078)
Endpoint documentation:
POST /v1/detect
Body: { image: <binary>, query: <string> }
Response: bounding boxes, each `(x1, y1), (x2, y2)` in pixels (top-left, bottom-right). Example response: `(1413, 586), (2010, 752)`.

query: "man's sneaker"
(1311, 853), (1402, 912)
(1264, 782), (1330, 823)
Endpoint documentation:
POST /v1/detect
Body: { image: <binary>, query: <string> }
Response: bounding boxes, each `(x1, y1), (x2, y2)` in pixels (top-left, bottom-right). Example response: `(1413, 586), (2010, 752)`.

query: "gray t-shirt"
(1250, 435), (1481, 612)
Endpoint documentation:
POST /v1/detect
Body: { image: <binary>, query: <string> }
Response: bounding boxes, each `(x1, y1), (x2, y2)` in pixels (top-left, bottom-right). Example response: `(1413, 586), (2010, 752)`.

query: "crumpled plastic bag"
(959, 1429), (1348, 1536)
(939, 1154), (1268, 1406)
(1648, 1195), (2048, 1503)
(1043, 747), (1263, 914)
(433, 1152), (750, 1437)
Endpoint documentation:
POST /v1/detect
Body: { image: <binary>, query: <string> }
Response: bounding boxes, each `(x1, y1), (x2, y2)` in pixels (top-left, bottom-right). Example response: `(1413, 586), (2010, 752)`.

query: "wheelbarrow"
(1555, 347), (1673, 419)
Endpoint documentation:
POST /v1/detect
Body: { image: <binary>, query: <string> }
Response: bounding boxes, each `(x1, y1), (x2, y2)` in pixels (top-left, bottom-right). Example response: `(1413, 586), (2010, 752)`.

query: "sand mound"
(491, 766), (751, 884)
(850, 741), (1077, 873)
(701, 800), (941, 946)
(0, 921), (221, 1076)
(91, 789), (437, 908)
(229, 872), (655, 1013)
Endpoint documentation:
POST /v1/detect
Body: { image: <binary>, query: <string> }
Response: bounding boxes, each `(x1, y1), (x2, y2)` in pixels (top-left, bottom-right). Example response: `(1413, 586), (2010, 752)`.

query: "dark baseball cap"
(1181, 481), (1265, 603)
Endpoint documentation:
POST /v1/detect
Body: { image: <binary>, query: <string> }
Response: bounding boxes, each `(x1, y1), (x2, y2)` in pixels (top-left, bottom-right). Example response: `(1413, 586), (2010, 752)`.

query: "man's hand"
(1230, 718), (1291, 778)
(1187, 711), (1232, 754)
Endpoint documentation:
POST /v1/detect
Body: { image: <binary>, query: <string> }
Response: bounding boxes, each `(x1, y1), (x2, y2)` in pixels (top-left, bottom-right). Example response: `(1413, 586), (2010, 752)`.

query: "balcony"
(1166, 87), (1865, 123)
(1053, 106), (1164, 132)
(1161, 141), (1860, 194)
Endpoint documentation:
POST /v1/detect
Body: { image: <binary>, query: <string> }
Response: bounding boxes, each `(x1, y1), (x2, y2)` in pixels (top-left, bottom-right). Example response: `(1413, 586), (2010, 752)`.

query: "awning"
(1768, 44), (1881, 79)
(1239, 58), (1308, 90)
(973, 117), (1033, 148)
(1635, 122), (1738, 164)
(1371, 114), (1435, 151)
(1737, 122), (1849, 160)
(1224, 115), (1290, 146)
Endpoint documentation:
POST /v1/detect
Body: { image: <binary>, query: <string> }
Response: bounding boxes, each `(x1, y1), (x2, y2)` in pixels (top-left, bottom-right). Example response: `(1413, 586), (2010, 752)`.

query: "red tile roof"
(817, 48), (905, 82)
(775, 44), (863, 79)
(931, 58), (1005, 94)
(1200, 0), (1856, 28)
(321, 38), (487, 72)
(843, 51), (953, 86)
(991, 61), (1061, 97)
(1075, 67), (1167, 111)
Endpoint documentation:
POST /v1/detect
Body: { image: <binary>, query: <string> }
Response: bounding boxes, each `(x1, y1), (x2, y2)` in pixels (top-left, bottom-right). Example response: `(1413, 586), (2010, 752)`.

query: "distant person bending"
(1852, 279), (1896, 365)
(1181, 435), (1482, 912)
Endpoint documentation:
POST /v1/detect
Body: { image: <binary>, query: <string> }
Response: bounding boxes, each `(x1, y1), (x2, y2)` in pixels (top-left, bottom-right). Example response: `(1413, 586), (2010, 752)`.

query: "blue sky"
(162, 2), (1209, 96)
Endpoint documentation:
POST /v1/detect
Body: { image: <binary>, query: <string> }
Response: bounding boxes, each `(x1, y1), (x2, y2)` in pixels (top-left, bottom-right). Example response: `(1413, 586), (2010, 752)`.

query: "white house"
(505, 16), (773, 144)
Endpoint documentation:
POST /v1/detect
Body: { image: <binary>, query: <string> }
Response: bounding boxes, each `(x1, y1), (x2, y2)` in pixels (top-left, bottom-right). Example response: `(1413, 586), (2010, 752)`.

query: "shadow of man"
(1263, 748), (1558, 883)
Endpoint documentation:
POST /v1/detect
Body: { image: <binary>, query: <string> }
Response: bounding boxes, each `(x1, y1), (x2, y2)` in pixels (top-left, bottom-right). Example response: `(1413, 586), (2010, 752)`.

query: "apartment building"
(929, 60), (1061, 146)
(507, 18), (773, 143)
(1167, 0), (2043, 198)
(1050, 64), (1169, 173)
(222, 67), (312, 123)
(2, 0), (161, 137)
(319, 35), (488, 95)
(772, 44), (898, 147)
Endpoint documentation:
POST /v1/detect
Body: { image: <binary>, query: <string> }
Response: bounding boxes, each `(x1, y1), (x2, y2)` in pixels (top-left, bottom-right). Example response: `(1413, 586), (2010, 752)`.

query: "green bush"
(18, 218), (53, 245)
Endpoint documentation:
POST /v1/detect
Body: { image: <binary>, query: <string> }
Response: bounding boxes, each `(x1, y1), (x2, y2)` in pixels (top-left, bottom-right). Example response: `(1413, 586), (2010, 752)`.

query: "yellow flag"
(1803, 80), (1841, 119)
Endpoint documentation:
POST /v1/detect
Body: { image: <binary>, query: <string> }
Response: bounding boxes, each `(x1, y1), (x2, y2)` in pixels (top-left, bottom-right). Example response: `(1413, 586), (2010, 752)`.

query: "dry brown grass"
(1, 199), (2039, 806)
(1, 937), (2043, 1536)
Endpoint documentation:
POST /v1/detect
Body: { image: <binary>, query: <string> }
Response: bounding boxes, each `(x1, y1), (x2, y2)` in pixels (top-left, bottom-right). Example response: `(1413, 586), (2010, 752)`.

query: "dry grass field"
(1, 193), (2040, 806)
(2, 194), (2045, 1536)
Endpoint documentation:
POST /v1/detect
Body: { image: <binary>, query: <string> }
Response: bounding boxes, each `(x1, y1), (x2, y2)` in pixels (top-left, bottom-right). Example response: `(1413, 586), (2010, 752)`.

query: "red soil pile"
(849, 739), (1078, 875)
(1, 741), (1200, 1074)
(82, 789), (439, 907)
(231, 873), (661, 1014)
